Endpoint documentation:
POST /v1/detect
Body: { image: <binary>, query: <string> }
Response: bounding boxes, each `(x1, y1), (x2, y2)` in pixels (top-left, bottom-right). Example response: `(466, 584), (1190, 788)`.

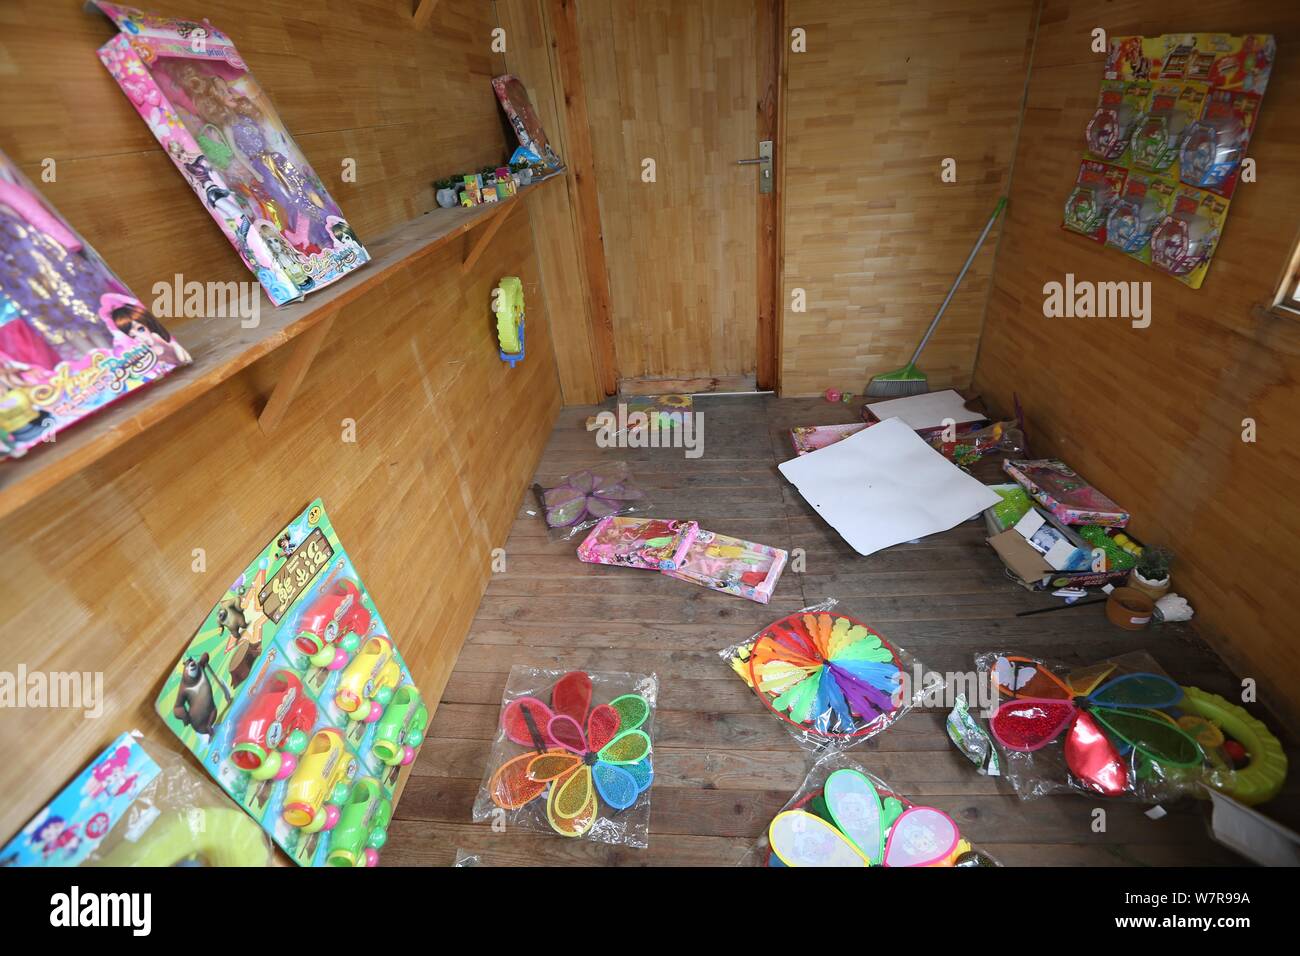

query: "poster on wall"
(1, 149), (191, 459)
(1064, 32), (1274, 289)
(89, 3), (369, 307)
(153, 499), (427, 866)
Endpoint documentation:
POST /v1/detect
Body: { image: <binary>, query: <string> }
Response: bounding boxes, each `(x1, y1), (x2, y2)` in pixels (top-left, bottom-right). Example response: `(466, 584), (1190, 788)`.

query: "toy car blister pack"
(721, 600), (922, 752)
(473, 667), (657, 847)
(154, 499), (427, 866)
(745, 752), (999, 867)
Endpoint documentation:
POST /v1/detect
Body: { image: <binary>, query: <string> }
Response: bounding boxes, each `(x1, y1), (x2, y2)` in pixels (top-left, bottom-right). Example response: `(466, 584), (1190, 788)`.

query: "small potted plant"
(434, 178), (459, 208)
(1129, 546), (1172, 601)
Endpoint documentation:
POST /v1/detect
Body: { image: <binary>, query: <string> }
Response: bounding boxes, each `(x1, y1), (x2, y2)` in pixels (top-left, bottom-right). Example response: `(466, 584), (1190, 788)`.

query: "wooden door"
(576, 0), (777, 390)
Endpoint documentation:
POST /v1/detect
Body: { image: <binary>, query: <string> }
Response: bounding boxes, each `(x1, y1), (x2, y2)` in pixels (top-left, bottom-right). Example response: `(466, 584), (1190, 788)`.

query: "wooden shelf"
(0, 174), (560, 521)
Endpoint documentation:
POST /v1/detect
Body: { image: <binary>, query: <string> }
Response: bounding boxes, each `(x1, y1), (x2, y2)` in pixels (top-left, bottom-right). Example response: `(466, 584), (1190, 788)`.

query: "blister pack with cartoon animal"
(154, 499), (426, 866)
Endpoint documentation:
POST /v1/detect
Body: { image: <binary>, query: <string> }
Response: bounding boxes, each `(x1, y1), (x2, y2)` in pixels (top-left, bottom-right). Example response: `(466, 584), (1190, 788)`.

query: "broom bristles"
(865, 370), (929, 398)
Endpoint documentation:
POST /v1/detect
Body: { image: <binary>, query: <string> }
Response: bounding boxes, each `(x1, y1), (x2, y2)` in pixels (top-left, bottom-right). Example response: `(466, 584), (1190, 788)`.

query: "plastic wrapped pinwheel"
(472, 667), (657, 847)
(745, 753), (999, 868)
(530, 461), (650, 542)
(721, 600), (919, 750)
(977, 650), (1228, 802)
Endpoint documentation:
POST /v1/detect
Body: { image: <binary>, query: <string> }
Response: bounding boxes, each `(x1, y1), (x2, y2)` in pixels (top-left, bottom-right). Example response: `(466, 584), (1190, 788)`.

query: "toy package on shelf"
(1, 731), (271, 867)
(1066, 32), (1275, 288)
(492, 74), (564, 174)
(721, 600), (920, 751)
(577, 515), (698, 570)
(472, 667), (657, 847)
(745, 752), (999, 867)
(154, 499), (426, 866)
(663, 529), (788, 604)
(1003, 458), (1129, 527)
(531, 461), (650, 541)
(977, 650), (1235, 802)
(789, 422), (868, 456)
(1, 150), (191, 459)
(90, 3), (369, 306)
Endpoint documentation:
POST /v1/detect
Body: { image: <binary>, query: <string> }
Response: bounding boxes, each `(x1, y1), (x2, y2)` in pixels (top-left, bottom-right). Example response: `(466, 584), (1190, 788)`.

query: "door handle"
(736, 140), (773, 193)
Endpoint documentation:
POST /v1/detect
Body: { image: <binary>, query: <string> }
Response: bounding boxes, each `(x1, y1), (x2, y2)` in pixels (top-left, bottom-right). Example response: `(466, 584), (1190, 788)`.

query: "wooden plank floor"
(386, 396), (1300, 866)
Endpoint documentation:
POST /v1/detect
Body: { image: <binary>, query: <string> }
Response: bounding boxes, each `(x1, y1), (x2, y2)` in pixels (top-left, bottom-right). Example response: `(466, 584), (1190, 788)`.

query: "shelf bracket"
(413, 0), (441, 28)
(258, 313), (337, 436)
(462, 201), (517, 275)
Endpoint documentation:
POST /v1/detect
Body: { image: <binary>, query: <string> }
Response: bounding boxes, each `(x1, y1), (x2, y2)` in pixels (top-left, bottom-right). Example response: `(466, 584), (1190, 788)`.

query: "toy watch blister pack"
(977, 650), (1232, 802)
(1105, 172), (1176, 257)
(473, 667), (657, 847)
(1149, 185), (1229, 289)
(154, 499), (427, 866)
(1063, 160), (1127, 242)
(745, 752), (999, 867)
(721, 600), (921, 751)
(1, 731), (273, 867)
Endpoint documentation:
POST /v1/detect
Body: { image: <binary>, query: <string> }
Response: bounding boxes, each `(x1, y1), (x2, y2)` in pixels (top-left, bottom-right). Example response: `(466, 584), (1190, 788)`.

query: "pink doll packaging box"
(662, 530), (788, 604)
(577, 516), (699, 571)
(1003, 458), (1130, 528)
(89, 3), (369, 307)
(1, 149), (191, 459)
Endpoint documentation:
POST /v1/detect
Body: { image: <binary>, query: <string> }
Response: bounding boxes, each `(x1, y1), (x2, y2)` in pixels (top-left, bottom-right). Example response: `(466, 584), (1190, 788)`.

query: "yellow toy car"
(335, 636), (401, 722)
(281, 728), (357, 832)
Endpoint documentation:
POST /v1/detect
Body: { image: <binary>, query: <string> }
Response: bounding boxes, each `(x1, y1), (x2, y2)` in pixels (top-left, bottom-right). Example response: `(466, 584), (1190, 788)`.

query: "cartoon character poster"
(0, 733), (160, 867)
(154, 499), (426, 867)
(90, 3), (369, 307)
(492, 74), (564, 172)
(1, 149), (190, 459)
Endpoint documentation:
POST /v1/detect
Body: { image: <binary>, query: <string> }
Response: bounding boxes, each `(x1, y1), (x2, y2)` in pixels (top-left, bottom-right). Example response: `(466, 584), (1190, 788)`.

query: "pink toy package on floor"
(89, 3), (369, 306)
(664, 530), (787, 604)
(576, 516), (698, 571)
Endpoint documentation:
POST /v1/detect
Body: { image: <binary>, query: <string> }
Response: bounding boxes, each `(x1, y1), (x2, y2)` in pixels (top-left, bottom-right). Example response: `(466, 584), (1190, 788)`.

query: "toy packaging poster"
(1, 149), (191, 459)
(90, 3), (369, 307)
(492, 74), (564, 173)
(1065, 32), (1274, 289)
(154, 499), (427, 867)
(0, 733), (161, 867)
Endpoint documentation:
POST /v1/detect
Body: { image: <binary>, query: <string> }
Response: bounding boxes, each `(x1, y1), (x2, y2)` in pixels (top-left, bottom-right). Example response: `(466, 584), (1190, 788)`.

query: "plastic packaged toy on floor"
(473, 667), (657, 847)
(577, 515), (698, 570)
(746, 752), (999, 867)
(663, 529), (788, 604)
(89, 3), (370, 306)
(1, 149), (191, 459)
(153, 499), (426, 866)
(721, 600), (920, 751)
(1, 731), (271, 867)
(978, 650), (1240, 802)
(531, 461), (650, 541)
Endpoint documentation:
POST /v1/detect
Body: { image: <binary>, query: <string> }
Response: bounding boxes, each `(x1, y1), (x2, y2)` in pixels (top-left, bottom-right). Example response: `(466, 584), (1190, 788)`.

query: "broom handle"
(908, 196), (1007, 365)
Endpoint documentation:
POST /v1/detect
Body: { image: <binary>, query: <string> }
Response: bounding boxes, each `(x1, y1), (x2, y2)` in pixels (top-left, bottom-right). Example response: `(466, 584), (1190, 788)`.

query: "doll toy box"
(1003, 458), (1130, 527)
(577, 516), (698, 571)
(664, 529), (788, 604)
(154, 499), (427, 866)
(1, 149), (190, 459)
(89, 3), (369, 306)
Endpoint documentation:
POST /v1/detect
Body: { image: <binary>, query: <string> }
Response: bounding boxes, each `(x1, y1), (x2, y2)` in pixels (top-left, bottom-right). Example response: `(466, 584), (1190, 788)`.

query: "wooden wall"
(972, 0), (1300, 724)
(576, 0), (760, 382)
(779, 0), (1036, 396)
(0, 0), (565, 839)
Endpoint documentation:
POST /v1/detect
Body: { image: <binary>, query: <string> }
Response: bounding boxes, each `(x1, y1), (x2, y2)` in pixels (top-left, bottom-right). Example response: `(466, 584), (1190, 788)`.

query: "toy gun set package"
(1065, 33), (1275, 288)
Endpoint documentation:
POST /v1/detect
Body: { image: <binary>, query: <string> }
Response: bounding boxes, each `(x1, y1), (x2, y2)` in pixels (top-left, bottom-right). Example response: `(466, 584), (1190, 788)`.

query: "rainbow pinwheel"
(488, 671), (653, 837)
(768, 769), (984, 867)
(989, 655), (1205, 796)
(732, 612), (904, 738)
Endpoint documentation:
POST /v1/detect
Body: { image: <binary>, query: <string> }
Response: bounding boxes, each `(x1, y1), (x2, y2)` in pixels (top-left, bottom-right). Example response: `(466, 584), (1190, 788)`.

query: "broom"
(865, 196), (1008, 398)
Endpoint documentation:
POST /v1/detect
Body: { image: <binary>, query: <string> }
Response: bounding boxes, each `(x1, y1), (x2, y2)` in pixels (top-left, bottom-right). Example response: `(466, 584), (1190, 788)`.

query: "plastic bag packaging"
(472, 666), (657, 847)
(85, 732), (272, 867)
(452, 849), (482, 866)
(923, 419), (1025, 469)
(742, 751), (1001, 867)
(977, 649), (1231, 802)
(720, 599), (922, 752)
(528, 462), (651, 542)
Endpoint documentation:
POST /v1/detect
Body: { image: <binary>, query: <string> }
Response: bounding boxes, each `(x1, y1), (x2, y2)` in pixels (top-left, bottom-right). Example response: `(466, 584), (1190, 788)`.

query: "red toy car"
(229, 670), (317, 781)
(295, 579), (371, 669)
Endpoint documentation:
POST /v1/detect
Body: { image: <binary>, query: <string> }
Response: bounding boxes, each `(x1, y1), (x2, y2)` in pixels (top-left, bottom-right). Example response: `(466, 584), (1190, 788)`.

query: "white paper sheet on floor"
(863, 389), (986, 431)
(778, 416), (1002, 557)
